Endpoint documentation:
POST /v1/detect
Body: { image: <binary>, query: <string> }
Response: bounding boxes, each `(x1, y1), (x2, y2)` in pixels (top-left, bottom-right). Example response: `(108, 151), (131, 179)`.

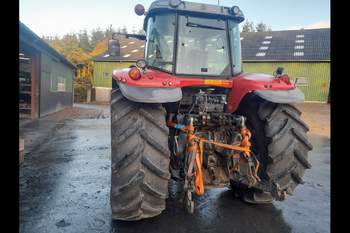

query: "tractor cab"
(142, 0), (244, 78)
(112, 0), (245, 78)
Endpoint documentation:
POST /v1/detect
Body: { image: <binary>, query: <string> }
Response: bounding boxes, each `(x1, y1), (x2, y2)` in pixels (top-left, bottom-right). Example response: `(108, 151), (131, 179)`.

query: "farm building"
(92, 28), (330, 102)
(92, 35), (144, 102)
(241, 28), (330, 102)
(20, 22), (76, 119)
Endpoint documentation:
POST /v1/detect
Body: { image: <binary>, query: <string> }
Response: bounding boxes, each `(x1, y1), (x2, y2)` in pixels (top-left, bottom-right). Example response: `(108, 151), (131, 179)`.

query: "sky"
(19, 0), (330, 37)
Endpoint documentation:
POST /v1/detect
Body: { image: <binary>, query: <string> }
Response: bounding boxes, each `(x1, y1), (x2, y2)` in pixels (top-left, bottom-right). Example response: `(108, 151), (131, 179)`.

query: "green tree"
(255, 21), (269, 32)
(90, 27), (105, 48)
(78, 29), (92, 52)
(121, 25), (128, 34)
(104, 24), (115, 39)
(255, 22), (266, 32)
(137, 28), (145, 35)
(242, 20), (255, 33)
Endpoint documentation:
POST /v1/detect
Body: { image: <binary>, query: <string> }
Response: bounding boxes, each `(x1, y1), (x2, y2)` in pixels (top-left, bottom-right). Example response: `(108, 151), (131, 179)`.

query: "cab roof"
(144, 0), (244, 30)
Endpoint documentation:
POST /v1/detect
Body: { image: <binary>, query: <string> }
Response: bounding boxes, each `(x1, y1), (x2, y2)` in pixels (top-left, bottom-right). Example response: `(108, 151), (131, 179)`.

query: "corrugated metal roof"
(241, 28), (330, 61)
(93, 28), (330, 63)
(93, 34), (145, 62)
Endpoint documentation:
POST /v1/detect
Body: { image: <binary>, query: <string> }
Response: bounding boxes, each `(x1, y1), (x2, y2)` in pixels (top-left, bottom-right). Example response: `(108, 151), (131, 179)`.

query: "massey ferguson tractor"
(108, 0), (312, 221)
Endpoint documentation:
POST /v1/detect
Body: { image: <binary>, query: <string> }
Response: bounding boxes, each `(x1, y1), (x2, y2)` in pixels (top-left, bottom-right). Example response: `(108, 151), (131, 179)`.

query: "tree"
(256, 21), (268, 32)
(78, 29), (92, 52)
(104, 24), (115, 39)
(255, 22), (272, 32)
(45, 33), (90, 64)
(137, 28), (145, 35)
(242, 20), (255, 33)
(90, 27), (105, 49)
(131, 26), (137, 34)
(121, 25), (128, 34)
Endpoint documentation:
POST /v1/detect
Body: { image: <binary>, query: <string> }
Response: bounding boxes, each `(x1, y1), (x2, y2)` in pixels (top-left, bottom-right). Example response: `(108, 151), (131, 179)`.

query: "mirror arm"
(111, 33), (146, 41)
(125, 33), (146, 41)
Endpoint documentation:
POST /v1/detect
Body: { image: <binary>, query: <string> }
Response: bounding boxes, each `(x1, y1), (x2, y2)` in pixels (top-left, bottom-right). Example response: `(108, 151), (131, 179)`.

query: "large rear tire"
(110, 89), (170, 220)
(233, 94), (312, 201)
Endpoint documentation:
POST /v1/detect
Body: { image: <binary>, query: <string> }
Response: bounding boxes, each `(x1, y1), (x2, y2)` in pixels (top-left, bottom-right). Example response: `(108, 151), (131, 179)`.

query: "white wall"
(95, 87), (112, 103)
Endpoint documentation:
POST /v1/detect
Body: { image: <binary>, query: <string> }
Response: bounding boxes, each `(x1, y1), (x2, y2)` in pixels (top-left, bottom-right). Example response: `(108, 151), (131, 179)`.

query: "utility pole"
(217, 0), (220, 5)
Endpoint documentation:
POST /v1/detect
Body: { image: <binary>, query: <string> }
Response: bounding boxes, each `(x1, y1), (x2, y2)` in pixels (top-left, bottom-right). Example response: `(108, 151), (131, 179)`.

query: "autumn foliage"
(42, 26), (132, 102)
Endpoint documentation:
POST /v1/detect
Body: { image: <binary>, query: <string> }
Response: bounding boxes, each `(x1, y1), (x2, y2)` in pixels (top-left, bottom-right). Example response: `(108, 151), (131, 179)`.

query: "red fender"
(226, 73), (294, 112)
(113, 68), (295, 112)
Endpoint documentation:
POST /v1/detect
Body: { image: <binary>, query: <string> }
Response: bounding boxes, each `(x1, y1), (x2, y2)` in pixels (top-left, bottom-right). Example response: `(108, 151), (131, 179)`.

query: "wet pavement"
(20, 104), (330, 233)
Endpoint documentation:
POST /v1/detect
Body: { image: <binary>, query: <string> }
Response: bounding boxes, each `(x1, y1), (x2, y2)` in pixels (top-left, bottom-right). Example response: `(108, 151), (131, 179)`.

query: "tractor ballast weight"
(110, 0), (312, 221)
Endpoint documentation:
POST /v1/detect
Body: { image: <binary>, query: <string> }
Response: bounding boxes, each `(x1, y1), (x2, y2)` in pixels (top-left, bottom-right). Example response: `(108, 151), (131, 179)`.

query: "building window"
(103, 72), (110, 79)
(57, 77), (66, 92)
(51, 75), (67, 92)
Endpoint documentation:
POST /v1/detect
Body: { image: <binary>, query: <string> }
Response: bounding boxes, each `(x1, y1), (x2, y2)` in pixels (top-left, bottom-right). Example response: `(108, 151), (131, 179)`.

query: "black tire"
(110, 89), (170, 220)
(234, 94), (313, 200)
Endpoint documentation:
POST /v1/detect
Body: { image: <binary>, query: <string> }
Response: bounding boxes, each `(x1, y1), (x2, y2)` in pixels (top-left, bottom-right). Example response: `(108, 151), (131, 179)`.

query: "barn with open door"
(19, 22), (76, 119)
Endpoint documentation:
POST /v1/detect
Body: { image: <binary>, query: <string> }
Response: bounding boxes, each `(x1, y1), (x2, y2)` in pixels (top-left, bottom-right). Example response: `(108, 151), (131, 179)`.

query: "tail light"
(128, 67), (142, 80)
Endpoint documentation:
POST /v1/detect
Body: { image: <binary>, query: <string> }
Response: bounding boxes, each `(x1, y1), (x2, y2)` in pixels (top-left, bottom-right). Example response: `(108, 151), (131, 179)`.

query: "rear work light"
(128, 67), (142, 80)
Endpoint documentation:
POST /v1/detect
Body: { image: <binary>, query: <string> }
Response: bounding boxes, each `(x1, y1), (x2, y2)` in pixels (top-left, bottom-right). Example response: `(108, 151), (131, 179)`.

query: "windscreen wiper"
(186, 22), (224, 31)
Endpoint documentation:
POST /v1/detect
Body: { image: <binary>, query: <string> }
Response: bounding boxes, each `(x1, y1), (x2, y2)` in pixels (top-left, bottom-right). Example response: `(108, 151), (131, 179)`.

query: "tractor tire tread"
(110, 89), (170, 221)
(234, 94), (312, 200)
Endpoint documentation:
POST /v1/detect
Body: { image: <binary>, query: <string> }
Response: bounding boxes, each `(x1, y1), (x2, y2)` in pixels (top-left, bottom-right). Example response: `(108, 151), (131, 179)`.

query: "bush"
(74, 76), (92, 103)
(74, 83), (88, 103)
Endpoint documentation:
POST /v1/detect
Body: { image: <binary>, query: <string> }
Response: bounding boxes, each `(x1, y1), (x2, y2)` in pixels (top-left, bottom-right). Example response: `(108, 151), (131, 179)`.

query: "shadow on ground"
(112, 182), (291, 233)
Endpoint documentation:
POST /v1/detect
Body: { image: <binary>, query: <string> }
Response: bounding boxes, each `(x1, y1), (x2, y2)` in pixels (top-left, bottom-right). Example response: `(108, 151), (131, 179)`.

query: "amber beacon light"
(128, 67), (142, 80)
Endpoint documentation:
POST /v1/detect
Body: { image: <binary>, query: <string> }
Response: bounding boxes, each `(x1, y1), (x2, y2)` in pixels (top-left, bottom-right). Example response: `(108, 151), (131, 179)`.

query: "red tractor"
(109, 0), (312, 221)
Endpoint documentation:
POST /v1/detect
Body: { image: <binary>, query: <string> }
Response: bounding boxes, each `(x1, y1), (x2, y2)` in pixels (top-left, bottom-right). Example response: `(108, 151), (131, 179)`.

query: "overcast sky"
(19, 0), (330, 37)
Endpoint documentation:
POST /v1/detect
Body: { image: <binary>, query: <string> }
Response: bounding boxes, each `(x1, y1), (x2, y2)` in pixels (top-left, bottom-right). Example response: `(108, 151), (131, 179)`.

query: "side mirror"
(108, 37), (120, 56)
(274, 67), (284, 76)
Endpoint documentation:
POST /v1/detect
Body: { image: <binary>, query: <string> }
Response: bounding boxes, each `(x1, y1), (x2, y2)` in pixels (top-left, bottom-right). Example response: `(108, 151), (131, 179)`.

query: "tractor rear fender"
(113, 69), (303, 107)
(118, 82), (182, 103)
(226, 73), (304, 113)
